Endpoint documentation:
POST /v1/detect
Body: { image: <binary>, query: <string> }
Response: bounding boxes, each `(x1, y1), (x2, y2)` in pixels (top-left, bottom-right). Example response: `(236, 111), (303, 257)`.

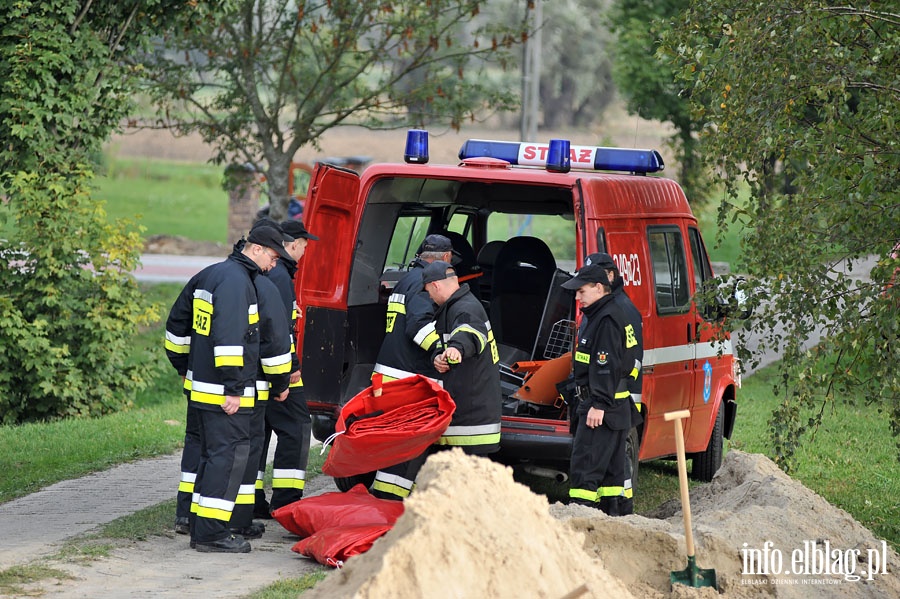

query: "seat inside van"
(489, 236), (558, 356)
(436, 230), (481, 299)
(475, 240), (506, 303)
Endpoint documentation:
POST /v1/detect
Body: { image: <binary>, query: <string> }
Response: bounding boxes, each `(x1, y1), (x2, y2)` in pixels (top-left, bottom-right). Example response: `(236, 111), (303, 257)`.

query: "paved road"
(734, 254), (879, 374)
(134, 254), (221, 283)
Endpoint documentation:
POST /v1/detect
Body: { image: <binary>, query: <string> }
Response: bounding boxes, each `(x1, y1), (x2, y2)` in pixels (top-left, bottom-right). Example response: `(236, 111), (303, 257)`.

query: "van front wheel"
(691, 403), (724, 482)
(625, 426), (640, 490)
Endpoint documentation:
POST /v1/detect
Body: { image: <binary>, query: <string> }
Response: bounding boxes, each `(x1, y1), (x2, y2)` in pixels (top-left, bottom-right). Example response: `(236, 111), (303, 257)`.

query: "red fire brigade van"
(294, 131), (740, 491)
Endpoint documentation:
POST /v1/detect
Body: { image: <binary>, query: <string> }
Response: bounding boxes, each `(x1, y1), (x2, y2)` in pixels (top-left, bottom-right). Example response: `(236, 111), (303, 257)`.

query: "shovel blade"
(671, 555), (717, 589)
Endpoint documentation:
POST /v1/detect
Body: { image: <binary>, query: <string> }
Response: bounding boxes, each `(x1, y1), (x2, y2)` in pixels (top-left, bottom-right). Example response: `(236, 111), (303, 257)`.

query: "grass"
(695, 192), (747, 271)
(95, 157), (229, 243)
(0, 282), (186, 504)
(0, 564), (73, 597)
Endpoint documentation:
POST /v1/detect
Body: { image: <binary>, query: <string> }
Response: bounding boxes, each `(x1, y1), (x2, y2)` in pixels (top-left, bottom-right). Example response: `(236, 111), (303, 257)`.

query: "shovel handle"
(664, 409), (691, 421)
(664, 409), (695, 559)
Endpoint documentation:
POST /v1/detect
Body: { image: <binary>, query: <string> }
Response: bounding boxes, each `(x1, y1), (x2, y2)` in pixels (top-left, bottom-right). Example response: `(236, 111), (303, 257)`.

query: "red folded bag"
(292, 523), (392, 567)
(322, 375), (455, 477)
(272, 484), (404, 538)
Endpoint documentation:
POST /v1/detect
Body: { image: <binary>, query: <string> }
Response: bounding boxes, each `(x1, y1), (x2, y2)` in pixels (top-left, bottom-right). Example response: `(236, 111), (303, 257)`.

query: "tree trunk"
(226, 164), (261, 245)
(266, 155), (292, 222)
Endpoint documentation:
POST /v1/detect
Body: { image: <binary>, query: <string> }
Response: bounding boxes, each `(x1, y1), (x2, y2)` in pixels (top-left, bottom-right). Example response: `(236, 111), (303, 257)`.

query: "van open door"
(295, 164), (362, 412)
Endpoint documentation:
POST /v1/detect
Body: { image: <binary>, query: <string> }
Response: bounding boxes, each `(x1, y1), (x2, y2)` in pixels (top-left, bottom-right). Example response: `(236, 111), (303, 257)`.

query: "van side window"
(648, 228), (691, 313)
(386, 215), (429, 270)
(688, 227), (713, 291)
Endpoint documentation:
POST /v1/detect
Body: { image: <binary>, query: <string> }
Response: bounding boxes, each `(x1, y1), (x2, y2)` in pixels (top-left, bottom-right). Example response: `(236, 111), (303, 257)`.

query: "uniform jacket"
(267, 257), (301, 374)
(432, 283), (502, 451)
(374, 259), (441, 380)
(164, 249), (261, 413)
(254, 274), (292, 399)
(610, 276), (643, 400)
(572, 293), (632, 430)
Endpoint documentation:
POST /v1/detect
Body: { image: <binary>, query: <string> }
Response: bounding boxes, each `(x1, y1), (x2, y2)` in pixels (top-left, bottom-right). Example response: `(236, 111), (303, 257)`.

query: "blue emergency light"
(404, 129), (429, 164)
(546, 139), (571, 173)
(458, 139), (665, 174)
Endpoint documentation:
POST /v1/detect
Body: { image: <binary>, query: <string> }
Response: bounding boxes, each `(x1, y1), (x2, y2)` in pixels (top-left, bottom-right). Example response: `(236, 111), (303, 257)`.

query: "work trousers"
(371, 452), (430, 501)
(176, 402), (200, 520)
(229, 398), (267, 529)
(260, 386), (311, 511)
(568, 414), (628, 517)
(190, 408), (251, 543)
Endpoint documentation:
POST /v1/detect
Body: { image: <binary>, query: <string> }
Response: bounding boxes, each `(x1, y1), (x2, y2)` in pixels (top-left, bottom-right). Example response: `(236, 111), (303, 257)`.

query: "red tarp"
(292, 523), (393, 567)
(271, 484), (404, 538)
(322, 375), (455, 477)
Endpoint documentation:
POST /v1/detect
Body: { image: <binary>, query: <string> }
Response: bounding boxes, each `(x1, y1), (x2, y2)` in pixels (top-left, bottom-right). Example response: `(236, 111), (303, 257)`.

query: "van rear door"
(295, 164), (362, 410)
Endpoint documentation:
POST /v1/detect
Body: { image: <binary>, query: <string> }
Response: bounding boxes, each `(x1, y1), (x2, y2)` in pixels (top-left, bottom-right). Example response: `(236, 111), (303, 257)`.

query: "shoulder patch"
(596, 351), (608, 366)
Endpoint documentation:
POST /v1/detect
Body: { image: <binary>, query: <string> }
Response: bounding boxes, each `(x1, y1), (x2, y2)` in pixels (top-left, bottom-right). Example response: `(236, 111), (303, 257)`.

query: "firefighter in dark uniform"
(165, 225), (293, 552)
(370, 235), (455, 500)
(228, 225), (293, 536)
(426, 261), (502, 453)
(583, 252), (643, 515)
(372, 261), (502, 500)
(253, 219), (319, 515)
(372, 234), (456, 383)
(562, 262), (637, 516)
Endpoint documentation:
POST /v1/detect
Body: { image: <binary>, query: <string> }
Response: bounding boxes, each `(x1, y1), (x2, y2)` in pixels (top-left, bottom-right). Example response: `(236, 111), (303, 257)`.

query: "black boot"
(254, 491), (273, 519)
(174, 516), (190, 535)
(599, 496), (622, 517)
(193, 534), (251, 553)
(229, 521), (265, 539)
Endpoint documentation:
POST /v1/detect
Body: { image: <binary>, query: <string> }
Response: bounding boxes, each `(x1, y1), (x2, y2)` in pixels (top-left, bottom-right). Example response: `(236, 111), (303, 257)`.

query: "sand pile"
(306, 449), (899, 598)
(305, 448), (634, 598)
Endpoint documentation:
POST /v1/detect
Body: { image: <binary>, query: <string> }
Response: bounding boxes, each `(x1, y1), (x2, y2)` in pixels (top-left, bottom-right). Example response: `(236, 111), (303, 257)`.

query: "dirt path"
(16, 474), (338, 599)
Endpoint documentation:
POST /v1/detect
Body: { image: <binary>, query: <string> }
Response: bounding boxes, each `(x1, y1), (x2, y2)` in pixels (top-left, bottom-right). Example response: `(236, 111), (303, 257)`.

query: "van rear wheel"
(691, 403), (724, 482)
(334, 471), (376, 493)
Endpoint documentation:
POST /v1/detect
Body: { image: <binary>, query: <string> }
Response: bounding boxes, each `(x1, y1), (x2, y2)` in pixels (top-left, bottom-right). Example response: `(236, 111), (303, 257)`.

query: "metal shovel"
(664, 409), (718, 589)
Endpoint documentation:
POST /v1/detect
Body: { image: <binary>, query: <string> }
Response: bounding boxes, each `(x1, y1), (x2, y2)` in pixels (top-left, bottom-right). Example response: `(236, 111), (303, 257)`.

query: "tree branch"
(71, 0), (94, 34)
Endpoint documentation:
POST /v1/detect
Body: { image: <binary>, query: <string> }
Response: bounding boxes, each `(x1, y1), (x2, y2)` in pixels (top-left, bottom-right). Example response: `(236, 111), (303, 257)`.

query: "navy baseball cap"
(247, 225), (293, 262)
(422, 261), (457, 286)
(561, 264), (610, 290)
(281, 219), (319, 241)
(584, 252), (617, 270)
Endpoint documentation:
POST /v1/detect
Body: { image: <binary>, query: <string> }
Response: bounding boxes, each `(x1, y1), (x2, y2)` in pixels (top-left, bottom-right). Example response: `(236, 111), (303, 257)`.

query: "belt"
(574, 385), (591, 401)
(575, 383), (628, 402)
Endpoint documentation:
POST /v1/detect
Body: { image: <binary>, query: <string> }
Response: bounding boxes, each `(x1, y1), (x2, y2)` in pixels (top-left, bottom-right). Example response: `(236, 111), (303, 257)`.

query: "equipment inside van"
(294, 131), (740, 491)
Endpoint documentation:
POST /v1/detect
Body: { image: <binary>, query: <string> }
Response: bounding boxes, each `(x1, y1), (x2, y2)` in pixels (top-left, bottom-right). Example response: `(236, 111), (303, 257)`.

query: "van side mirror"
(723, 276), (753, 320)
(697, 276), (753, 322)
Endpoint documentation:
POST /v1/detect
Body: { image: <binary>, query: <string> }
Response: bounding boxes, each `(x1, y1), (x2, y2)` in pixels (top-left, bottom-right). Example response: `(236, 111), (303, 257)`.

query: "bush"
(0, 167), (157, 423)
